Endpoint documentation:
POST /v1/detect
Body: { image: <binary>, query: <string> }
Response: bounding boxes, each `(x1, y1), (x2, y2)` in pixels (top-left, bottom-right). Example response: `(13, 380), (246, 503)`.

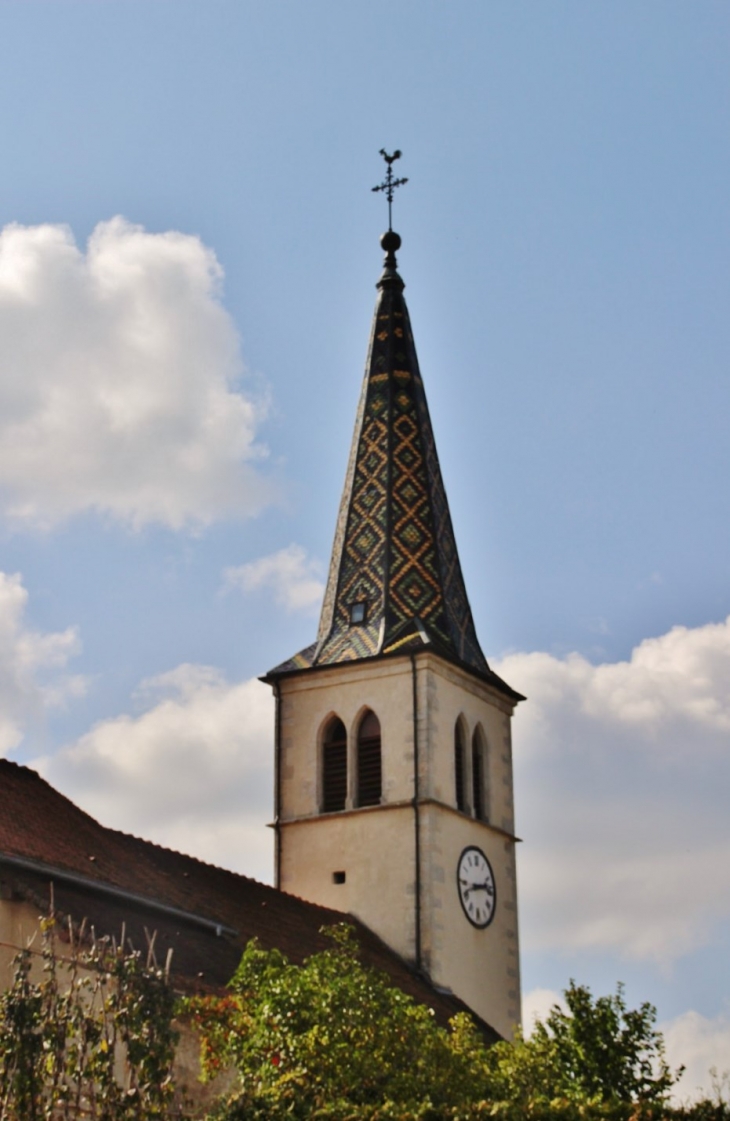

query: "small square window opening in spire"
(349, 601), (367, 625)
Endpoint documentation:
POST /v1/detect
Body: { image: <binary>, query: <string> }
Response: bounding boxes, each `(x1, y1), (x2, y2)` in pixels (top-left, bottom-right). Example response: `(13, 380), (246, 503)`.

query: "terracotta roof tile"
(0, 760), (500, 1041)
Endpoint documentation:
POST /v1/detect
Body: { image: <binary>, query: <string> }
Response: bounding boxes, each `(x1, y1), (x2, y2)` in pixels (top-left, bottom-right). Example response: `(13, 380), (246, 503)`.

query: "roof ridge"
(1, 758), (43, 778)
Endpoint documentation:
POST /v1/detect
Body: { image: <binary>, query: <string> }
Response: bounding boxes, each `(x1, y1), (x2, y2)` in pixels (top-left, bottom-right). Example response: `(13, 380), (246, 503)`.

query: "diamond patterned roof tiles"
(268, 239), (520, 700)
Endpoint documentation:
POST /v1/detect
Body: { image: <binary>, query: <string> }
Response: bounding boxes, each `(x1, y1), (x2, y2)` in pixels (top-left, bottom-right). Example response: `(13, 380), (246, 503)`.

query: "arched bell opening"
(454, 716), (469, 814)
(321, 715), (347, 813)
(471, 725), (489, 823)
(356, 709), (382, 808)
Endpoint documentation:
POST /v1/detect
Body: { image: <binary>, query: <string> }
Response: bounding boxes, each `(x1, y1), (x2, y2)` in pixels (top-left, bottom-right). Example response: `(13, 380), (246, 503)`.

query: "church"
(0, 169), (523, 1046)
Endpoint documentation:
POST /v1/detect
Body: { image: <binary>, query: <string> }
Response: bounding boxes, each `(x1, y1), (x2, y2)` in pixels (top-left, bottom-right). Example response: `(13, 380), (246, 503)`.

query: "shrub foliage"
(0, 918), (726, 1121)
(186, 926), (691, 1121)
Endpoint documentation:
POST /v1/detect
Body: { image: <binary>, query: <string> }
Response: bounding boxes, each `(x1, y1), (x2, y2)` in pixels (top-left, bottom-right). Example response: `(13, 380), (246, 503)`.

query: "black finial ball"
(380, 229), (401, 253)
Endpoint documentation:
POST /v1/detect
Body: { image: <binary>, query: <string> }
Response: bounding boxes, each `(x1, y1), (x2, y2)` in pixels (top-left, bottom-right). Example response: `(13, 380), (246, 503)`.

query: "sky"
(0, 0), (729, 1101)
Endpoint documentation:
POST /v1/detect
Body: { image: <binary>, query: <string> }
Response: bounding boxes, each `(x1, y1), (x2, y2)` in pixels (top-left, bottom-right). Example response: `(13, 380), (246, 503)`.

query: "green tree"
(186, 924), (492, 1119)
(486, 980), (683, 1108)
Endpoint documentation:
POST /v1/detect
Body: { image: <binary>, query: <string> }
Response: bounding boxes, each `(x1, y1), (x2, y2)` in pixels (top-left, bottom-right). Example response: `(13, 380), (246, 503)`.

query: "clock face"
(457, 846), (496, 929)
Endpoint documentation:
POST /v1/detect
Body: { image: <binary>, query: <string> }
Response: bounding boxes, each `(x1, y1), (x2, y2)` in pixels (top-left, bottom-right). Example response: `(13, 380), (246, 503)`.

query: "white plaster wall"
(418, 654), (516, 832)
(0, 898), (45, 986)
(417, 656), (521, 1039)
(279, 658), (421, 961)
(279, 805), (416, 960)
(420, 804), (521, 1040)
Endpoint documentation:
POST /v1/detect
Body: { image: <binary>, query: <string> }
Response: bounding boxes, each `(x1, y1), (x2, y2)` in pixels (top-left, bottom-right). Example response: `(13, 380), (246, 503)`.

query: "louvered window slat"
(357, 712), (381, 807)
(322, 719), (347, 813)
(455, 723), (466, 812)
(472, 742), (484, 820)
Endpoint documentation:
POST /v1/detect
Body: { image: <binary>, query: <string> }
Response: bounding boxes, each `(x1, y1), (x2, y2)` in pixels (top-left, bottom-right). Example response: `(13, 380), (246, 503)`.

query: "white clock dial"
(457, 845), (496, 929)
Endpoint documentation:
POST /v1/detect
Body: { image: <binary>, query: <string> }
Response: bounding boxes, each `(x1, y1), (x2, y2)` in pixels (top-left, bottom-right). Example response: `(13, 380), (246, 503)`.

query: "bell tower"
(264, 161), (523, 1039)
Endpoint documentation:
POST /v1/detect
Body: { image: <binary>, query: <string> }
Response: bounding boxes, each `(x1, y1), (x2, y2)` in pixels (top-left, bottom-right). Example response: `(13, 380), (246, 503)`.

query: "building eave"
(261, 642), (525, 704)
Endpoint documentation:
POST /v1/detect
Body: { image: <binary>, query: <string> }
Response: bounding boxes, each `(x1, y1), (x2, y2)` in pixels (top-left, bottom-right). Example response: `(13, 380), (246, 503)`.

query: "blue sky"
(0, 1), (729, 1098)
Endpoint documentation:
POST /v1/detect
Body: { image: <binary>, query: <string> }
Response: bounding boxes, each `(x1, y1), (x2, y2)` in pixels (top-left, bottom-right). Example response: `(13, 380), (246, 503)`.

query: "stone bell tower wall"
(275, 650), (521, 1039)
(277, 656), (419, 962)
(414, 654), (521, 1039)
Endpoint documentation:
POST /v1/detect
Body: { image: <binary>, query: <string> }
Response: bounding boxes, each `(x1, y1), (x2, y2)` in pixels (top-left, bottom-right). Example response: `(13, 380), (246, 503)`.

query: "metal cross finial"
(372, 148), (408, 230)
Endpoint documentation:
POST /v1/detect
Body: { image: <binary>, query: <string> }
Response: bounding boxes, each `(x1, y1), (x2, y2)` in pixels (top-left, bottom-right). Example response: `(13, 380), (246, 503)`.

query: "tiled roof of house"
(0, 759), (500, 1041)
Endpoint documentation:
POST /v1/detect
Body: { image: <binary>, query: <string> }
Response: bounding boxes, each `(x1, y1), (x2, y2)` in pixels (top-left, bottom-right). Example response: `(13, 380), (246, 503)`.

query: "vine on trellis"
(0, 915), (180, 1120)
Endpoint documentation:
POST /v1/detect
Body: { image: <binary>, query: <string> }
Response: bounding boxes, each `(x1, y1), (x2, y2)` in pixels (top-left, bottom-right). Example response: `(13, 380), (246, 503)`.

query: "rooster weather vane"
(372, 149), (408, 230)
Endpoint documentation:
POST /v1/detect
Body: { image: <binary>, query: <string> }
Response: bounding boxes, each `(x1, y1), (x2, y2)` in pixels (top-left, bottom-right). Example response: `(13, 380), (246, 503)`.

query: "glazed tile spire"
(269, 229), (497, 681)
(313, 230), (488, 673)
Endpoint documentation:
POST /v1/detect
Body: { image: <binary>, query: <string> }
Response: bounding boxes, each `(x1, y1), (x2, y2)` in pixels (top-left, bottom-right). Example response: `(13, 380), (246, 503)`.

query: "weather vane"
(372, 149), (408, 231)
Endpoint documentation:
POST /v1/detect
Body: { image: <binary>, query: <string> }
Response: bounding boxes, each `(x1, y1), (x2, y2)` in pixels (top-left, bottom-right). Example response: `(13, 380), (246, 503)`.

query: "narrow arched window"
(356, 710), (382, 807)
(454, 720), (467, 812)
(472, 728), (488, 822)
(322, 717), (347, 813)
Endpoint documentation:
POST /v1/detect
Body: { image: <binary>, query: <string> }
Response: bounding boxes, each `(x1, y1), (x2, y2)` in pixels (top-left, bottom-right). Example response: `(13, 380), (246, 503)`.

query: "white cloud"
(494, 616), (730, 964)
(521, 987), (564, 1035)
(0, 217), (272, 530)
(0, 571), (84, 754)
(663, 1009), (730, 1103)
(36, 665), (275, 882)
(224, 544), (325, 614)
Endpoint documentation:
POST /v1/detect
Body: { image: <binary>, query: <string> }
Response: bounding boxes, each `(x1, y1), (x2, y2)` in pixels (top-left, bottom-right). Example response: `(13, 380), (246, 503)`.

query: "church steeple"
(314, 228), (489, 676)
(270, 228), (517, 698)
